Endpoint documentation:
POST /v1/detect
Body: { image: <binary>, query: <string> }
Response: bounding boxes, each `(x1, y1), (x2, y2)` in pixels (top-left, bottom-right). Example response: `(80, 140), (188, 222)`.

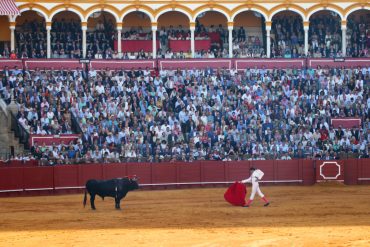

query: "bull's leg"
(115, 198), (121, 210)
(90, 193), (96, 210)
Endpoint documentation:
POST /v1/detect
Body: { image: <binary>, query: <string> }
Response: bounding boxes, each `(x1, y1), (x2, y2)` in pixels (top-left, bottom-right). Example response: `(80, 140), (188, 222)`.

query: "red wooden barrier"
(23, 167), (54, 191)
(358, 159), (370, 185)
(226, 161), (250, 182)
(344, 159), (358, 185)
(0, 167), (24, 192)
(126, 163), (152, 184)
(77, 164), (103, 186)
(54, 165), (79, 189)
(302, 160), (315, 185)
(103, 163), (128, 180)
(177, 162), (201, 184)
(275, 160), (302, 183)
(316, 160), (344, 182)
(151, 163), (177, 184)
(1, 159), (369, 197)
(201, 161), (225, 183)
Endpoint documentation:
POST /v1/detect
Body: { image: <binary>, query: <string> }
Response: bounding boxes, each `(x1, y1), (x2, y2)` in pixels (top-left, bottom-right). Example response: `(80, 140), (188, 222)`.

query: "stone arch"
(231, 4), (268, 21)
(268, 4), (306, 21)
(192, 5), (231, 22)
(85, 5), (120, 23)
(307, 5), (344, 21)
(344, 4), (370, 19)
(49, 5), (84, 22)
(154, 5), (192, 22)
(120, 6), (154, 23)
(16, 4), (49, 22)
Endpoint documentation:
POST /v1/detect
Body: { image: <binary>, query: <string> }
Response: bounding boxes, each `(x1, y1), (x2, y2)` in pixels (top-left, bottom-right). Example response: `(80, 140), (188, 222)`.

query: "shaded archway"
(271, 11), (304, 58)
(157, 11), (190, 56)
(0, 16), (10, 57)
(308, 10), (341, 57)
(233, 11), (266, 58)
(346, 9), (370, 57)
(51, 11), (82, 58)
(15, 10), (46, 58)
(86, 11), (117, 59)
(195, 11), (228, 57)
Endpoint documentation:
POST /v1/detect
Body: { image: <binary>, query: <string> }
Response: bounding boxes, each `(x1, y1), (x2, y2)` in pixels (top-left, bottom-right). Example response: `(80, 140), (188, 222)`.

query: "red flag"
(224, 182), (247, 206)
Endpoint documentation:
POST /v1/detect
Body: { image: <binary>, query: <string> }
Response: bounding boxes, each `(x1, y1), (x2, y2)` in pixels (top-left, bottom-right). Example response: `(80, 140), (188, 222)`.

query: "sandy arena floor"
(0, 184), (370, 247)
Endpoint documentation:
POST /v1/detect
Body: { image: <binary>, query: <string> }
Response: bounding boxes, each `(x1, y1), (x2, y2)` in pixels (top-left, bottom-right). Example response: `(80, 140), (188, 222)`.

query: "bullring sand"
(0, 184), (369, 247)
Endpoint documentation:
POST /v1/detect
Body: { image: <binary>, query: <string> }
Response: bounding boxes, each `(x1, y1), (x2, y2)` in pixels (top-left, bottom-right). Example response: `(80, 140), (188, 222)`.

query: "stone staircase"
(0, 99), (25, 159)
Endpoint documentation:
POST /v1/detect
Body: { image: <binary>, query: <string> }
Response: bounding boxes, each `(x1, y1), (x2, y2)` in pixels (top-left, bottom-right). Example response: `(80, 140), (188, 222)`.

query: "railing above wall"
(0, 58), (369, 71)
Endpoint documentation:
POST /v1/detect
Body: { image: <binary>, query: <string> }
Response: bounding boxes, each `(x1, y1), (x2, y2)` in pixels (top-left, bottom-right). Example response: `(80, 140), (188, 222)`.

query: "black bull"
(83, 178), (139, 210)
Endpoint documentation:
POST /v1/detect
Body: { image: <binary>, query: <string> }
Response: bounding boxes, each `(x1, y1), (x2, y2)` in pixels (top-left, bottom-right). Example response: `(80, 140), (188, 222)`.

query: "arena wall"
(0, 159), (369, 197)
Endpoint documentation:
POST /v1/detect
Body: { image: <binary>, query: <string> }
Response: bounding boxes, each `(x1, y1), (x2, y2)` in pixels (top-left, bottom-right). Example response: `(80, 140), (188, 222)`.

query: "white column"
(228, 26), (233, 58)
(341, 26), (347, 57)
(152, 25), (157, 59)
(46, 25), (51, 58)
(304, 26), (309, 56)
(190, 27), (195, 58)
(10, 26), (15, 52)
(82, 25), (87, 58)
(117, 28), (122, 58)
(266, 28), (271, 58)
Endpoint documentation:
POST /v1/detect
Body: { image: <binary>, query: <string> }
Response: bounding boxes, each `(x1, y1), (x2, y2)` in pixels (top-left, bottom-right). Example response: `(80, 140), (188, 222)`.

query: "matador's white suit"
(242, 168), (270, 207)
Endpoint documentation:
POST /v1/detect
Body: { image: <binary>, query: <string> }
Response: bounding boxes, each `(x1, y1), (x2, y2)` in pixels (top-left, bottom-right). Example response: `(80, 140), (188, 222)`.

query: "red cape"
(224, 182), (247, 206)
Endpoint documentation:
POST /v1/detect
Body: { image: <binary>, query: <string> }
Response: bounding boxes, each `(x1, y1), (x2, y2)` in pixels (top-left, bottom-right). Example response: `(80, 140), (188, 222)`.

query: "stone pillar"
(82, 22), (87, 58)
(117, 22), (122, 58)
(228, 22), (233, 58)
(341, 20), (347, 57)
(190, 22), (195, 58)
(266, 21), (271, 58)
(46, 22), (51, 58)
(9, 23), (16, 52)
(304, 21), (309, 56)
(152, 23), (157, 58)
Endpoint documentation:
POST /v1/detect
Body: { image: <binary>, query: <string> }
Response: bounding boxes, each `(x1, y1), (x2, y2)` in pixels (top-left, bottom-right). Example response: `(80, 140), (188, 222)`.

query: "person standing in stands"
(241, 167), (270, 207)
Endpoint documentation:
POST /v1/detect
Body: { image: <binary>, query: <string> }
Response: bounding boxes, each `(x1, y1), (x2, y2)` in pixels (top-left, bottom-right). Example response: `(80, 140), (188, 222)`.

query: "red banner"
(24, 59), (83, 70)
(0, 59), (23, 70)
(158, 59), (232, 70)
(235, 58), (305, 70)
(168, 40), (211, 52)
(29, 134), (80, 147)
(90, 59), (156, 70)
(114, 40), (160, 52)
(308, 58), (370, 68)
(331, 118), (361, 129)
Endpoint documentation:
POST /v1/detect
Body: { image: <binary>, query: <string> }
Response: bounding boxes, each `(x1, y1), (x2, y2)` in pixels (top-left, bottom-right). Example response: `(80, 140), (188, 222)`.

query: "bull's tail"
(83, 189), (87, 208)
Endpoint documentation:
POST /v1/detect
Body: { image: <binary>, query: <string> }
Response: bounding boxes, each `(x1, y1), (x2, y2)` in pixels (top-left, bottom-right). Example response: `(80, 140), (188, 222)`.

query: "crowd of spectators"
(15, 18), (47, 58)
(346, 15), (370, 57)
(2, 13), (368, 60)
(271, 15), (304, 58)
(2, 64), (369, 164)
(309, 14), (343, 58)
